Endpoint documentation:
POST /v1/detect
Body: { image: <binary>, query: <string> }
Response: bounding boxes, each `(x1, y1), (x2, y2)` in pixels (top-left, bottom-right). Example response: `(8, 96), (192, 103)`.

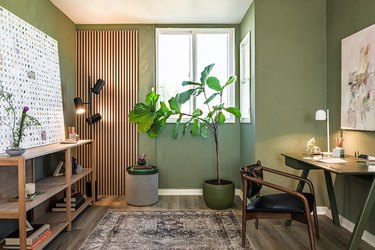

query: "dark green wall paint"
(77, 24), (242, 189)
(239, 3), (255, 167)
(327, 0), (375, 235)
(240, 0), (328, 205)
(0, 0), (76, 239)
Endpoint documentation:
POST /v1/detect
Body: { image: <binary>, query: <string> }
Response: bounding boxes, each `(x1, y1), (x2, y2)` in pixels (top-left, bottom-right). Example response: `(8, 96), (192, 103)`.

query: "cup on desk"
(25, 183), (35, 195)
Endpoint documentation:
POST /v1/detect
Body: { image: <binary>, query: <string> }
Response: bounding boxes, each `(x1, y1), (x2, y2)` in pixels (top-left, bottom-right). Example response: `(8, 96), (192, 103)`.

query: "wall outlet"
(41, 130), (46, 141)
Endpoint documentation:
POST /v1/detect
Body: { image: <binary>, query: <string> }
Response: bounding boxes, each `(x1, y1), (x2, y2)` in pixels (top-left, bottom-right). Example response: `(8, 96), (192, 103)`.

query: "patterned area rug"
(80, 210), (254, 250)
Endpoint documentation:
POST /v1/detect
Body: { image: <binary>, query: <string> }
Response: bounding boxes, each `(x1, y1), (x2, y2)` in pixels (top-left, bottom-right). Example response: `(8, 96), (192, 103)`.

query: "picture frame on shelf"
(53, 161), (65, 177)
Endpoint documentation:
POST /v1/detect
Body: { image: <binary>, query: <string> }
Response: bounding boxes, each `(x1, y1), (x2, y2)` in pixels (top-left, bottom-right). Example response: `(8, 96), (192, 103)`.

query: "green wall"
(77, 24), (242, 189)
(239, 3), (255, 167)
(242, 0), (328, 205)
(0, 0), (76, 239)
(326, 0), (375, 235)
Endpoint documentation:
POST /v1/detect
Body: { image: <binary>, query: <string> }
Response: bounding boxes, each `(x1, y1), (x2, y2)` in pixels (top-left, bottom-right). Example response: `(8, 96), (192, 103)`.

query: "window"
(156, 28), (235, 122)
(240, 32), (251, 123)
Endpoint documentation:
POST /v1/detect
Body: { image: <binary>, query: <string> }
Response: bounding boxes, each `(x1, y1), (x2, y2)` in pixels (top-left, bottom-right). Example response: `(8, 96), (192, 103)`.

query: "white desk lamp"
(315, 109), (330, 152)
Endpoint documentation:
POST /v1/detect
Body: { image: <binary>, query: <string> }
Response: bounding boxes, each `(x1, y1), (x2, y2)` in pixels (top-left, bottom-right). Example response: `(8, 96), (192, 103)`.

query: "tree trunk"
(214, 127), (220, 185)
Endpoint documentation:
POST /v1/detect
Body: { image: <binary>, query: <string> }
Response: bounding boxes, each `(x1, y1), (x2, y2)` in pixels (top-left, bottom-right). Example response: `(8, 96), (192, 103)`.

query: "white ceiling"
(50, 0), (253, 24)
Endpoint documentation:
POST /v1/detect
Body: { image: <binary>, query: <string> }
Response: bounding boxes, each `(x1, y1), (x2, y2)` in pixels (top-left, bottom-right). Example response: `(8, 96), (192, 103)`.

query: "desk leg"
(324, 170), (340, 226)
(285, 169), (310, 226)
(297, 169), (310, 192)
(348, 176), (375, 250)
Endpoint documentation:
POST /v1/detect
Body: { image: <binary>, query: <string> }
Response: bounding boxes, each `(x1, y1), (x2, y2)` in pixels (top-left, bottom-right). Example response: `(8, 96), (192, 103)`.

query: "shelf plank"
(71, 169), (93, 185)
(0, 140), (92, 162)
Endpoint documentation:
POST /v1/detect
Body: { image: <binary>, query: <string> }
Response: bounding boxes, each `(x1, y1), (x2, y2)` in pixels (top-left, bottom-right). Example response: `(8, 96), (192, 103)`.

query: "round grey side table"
(125, 166), (159, 206)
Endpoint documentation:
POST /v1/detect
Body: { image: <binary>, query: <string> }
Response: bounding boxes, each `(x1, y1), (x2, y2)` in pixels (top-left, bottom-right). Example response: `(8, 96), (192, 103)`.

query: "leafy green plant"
(0, 84), (41, 149)
(129, 64), (241, 184)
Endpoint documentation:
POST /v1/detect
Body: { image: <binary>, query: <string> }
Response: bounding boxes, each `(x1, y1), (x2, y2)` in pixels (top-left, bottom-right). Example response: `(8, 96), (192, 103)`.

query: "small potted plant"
(129, 64), (241, 209)
(0, 84), (41, 156)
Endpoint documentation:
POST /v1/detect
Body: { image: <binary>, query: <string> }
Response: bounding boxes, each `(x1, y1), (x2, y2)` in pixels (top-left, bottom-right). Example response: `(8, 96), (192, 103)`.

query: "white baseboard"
(158, 189), (202, 195)
(158, 188), (243, 196)
(319, 206), (375, 247)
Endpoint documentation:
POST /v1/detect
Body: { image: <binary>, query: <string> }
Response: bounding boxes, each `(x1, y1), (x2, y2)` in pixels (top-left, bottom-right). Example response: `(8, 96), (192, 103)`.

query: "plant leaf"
(182, 118), (193, 135)
(145, 90), (159, 108)
(200, 123), (208, 139)
(182, 81), (202, 86)
(206, 76), (221, 91)
(224, 107), (241, 118)
(200, 64), (215, 83)
(168, 97), (181, 113)
(192, 108), (203, 117)
(177, 89), (195, 104)
(223, 76), (237, 89)
(215, 112), (226, 125)
(204, 92), (219, 104)
(191, 119), (200, 136)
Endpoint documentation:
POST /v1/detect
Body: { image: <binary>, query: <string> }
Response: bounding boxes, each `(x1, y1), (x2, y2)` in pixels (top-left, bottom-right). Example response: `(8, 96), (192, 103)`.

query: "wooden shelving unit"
(0, 140), (96, 250)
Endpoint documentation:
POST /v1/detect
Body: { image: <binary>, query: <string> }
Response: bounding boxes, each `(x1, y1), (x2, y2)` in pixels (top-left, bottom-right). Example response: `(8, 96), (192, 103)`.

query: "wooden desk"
(282, 153), (375, 250)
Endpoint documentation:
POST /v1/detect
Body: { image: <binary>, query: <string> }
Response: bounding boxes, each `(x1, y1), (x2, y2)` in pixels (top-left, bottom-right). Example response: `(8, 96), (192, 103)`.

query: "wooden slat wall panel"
(76, 30), (138, 195)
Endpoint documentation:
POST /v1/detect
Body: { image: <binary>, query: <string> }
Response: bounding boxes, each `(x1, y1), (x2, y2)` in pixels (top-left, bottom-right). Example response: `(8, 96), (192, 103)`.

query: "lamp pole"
(88, 76), (93, 140)
(326, 109), (330, 152)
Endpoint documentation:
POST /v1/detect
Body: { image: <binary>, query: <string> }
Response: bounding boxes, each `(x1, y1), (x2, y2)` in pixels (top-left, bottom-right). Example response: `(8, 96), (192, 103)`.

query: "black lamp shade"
(86, 113), (102, 125)
(92, 79), (105, 94)
(74, 97), (85, 114)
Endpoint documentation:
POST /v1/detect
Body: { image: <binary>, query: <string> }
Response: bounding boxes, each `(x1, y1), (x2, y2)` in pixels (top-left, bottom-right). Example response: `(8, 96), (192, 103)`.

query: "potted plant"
(129, 64), (241, 209)
(0, 84), (40, 156)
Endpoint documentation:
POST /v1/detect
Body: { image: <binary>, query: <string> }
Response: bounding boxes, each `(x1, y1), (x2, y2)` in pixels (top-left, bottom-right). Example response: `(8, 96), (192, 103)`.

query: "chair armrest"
(261, 166), (315, 195)
(242, 175), (311, 211)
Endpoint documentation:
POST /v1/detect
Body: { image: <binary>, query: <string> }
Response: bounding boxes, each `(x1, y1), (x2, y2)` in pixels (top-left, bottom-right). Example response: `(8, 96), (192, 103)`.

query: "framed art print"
(341, 24), (375, 131)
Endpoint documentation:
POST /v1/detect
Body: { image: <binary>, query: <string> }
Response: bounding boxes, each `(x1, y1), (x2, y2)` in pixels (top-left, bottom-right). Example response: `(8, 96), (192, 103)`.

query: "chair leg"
(313, 204), (320, 238)
(305, 213), (316, 250)
(255, 218), (259, 229)
(242, 218), (246, 247)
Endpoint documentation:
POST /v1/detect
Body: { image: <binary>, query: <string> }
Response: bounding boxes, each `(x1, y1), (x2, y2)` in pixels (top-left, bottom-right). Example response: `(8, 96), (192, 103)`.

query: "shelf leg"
(65, 149), (72, 231)
(18, 158), (27, 250)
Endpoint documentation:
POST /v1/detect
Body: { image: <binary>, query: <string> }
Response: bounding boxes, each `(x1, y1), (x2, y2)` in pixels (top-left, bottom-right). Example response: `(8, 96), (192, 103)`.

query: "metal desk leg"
(348, 176), (375, 250)
(324, 170), (340, 226)
(285, 169), (310, 226)
(297, 169), (310, 192)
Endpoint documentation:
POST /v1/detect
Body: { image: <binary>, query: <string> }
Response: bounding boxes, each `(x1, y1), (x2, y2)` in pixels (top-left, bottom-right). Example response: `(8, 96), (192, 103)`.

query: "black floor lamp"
(74, 76), (105, 139)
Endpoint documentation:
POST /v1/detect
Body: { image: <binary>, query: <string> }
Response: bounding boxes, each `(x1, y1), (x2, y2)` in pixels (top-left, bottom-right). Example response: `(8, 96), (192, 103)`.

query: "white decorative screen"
(0, 6), (65, 152)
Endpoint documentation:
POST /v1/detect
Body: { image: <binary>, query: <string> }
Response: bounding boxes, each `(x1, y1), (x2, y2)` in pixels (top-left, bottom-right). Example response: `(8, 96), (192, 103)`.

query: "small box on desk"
(332, 147), (345, 158)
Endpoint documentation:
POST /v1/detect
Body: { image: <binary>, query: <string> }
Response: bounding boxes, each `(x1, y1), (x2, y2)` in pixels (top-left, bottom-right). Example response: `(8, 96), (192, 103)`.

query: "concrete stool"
(125, 166), (159, 206)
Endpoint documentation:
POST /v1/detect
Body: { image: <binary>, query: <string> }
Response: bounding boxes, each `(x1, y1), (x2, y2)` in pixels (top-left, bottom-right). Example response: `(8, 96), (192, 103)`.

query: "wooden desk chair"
(240, 160), (319, 250)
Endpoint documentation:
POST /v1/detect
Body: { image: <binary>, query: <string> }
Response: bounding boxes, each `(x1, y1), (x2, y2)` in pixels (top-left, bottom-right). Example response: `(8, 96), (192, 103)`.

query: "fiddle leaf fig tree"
(129, 64), (241, 184)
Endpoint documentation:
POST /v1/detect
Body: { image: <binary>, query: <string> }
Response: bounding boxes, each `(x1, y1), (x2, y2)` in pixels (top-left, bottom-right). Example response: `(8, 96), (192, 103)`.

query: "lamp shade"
(92, 79), (105, 94)
(74, 97), (85, 114)
(315, 110), (326, 121)
(86, 113), (102, 125)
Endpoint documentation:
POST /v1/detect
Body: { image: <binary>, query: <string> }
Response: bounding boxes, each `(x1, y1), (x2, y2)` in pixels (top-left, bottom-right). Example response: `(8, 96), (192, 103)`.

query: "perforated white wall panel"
(0, 6), (65, 152)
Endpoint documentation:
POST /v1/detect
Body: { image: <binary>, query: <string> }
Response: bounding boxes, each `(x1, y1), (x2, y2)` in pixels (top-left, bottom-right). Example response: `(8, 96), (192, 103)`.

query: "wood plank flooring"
(45, 195), (374, 250)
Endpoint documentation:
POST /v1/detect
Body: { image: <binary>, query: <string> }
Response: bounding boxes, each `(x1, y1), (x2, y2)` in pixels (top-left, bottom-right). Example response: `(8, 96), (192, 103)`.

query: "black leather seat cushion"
(247, 193), (314, 213)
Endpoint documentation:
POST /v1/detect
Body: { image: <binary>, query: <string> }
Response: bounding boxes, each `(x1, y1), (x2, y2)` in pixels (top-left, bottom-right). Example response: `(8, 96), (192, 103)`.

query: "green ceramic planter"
(203, 179), (235, 210)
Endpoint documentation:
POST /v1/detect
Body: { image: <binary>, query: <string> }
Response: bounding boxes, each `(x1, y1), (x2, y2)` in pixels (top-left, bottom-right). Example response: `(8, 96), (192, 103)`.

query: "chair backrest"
(241, 160), (264, 199)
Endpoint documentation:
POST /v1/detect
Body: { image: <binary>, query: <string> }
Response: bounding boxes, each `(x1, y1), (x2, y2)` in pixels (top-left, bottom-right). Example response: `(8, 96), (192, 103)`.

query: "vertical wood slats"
(76, 30), (138, 195)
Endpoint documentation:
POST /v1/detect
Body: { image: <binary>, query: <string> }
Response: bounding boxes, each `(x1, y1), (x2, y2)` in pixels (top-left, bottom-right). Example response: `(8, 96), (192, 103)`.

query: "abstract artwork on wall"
(0, 6), (65, 153)
(341, 24), (375, 131)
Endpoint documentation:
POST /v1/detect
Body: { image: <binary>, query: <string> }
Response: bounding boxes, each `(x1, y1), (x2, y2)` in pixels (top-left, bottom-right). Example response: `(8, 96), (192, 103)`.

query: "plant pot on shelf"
(203, 179), (235, 210)
(5, 148), (26, 156)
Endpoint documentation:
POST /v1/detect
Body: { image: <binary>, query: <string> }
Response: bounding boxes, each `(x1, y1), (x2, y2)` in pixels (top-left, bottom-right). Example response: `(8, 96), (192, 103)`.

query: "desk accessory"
(315, 109), (330, 152)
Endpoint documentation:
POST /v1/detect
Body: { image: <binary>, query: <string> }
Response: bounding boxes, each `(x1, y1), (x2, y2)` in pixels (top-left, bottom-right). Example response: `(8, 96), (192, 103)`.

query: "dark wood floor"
(45, 195), (374, 250)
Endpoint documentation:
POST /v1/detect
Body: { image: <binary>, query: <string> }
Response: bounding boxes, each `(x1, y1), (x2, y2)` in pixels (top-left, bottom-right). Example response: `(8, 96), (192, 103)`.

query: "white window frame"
(240, 32), (251, 123)
(156, 28), (236, 123)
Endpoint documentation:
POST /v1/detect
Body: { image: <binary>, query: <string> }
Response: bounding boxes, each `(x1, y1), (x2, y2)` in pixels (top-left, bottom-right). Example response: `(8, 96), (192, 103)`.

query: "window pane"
(157, 33), (191, 113)
(195, 33), (230, 115)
